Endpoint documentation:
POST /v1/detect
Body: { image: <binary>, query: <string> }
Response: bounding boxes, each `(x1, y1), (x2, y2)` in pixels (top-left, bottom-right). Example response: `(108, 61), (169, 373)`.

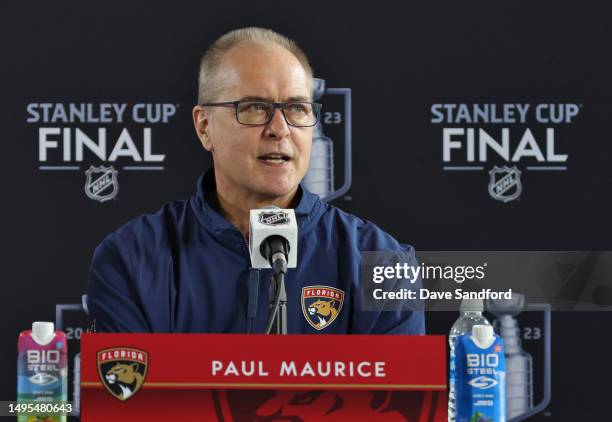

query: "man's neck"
(214, 180), (299, 237)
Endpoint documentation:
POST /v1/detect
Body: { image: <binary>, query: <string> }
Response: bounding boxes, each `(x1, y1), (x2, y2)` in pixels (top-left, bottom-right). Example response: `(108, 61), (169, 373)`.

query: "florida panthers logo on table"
(97, 347), (148, 401)
(301, 286), (344, 330)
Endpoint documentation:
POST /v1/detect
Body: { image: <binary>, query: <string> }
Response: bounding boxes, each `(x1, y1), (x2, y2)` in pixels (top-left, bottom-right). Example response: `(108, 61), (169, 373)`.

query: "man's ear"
(192, 105), (213, 152)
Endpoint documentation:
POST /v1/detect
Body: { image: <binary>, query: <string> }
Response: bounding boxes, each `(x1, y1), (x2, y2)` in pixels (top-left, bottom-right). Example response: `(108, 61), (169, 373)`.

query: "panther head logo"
(308, 300), (338, 329)
(105, 363), (145, 400)
(302, 286), (344, 330)
(97, 347), (148, 401)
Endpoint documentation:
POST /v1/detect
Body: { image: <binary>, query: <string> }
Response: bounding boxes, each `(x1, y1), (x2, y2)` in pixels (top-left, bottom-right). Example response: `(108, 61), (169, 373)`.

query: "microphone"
(249, 206), (297, 335)
(249, 207), (298, 271)
(260, 235), (289, 274)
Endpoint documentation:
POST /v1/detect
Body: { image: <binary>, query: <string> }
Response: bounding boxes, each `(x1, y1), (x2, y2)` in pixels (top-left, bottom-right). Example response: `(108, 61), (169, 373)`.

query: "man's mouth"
(258, 153), (291, 164)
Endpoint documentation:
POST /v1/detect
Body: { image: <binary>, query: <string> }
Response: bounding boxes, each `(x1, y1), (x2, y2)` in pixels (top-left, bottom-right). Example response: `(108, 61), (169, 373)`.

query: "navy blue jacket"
(86, 171), (425, 334)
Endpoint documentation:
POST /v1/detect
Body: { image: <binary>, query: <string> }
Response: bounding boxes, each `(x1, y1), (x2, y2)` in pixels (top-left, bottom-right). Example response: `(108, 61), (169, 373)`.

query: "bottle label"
(455, 334), (506, 422)
(17, 331), (68, 422)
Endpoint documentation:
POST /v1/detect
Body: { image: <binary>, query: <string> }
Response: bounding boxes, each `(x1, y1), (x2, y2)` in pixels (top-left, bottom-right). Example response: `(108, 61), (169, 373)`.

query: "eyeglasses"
(200, 100), (322, 127)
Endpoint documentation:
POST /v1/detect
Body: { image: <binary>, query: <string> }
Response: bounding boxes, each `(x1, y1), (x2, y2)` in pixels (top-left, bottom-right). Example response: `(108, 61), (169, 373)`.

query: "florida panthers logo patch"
(301, 286), (344, 330)
(97, 347), (148, 401)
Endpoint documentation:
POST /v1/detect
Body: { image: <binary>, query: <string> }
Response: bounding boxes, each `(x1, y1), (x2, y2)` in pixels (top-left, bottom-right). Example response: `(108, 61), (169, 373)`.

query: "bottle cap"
(472, 324), (494, 344)
(460, 298), (484, 312)
(31, 321), (55, 345)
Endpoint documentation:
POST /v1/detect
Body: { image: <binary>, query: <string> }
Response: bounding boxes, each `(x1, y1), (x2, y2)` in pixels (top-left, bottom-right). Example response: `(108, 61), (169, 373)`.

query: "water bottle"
(448, 298), (491, 422)
(17, 321), (68, 422)
(455, 325), (506, 422)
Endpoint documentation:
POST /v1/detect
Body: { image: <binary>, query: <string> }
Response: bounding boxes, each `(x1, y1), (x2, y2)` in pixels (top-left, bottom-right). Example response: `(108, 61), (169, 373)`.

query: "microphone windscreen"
(249, 208), (298, 269)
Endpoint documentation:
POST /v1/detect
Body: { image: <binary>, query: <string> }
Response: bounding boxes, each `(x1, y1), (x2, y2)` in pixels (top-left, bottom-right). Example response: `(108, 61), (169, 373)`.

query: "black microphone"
(260, 235), (290, 274)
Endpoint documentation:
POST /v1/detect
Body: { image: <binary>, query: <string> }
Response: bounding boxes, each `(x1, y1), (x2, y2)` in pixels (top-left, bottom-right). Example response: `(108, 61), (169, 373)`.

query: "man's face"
(194, 45), (313, 203)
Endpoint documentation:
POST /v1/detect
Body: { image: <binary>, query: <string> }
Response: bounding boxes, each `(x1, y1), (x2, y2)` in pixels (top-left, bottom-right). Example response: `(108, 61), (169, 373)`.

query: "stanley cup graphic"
(303, 78), (352, 202)
(303, 78), (334, 198)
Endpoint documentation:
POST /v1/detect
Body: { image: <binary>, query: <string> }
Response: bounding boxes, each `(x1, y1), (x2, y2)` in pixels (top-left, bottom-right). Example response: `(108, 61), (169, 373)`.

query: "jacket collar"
(190, 168), (323, 237)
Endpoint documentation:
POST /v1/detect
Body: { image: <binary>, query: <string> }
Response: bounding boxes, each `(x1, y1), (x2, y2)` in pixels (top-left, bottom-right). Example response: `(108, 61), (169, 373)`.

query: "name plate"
(81, 334), (446, 391)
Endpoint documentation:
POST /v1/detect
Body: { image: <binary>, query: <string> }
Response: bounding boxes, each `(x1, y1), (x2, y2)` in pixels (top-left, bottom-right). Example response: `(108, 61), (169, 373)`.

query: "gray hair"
(197, 27), (313, 103)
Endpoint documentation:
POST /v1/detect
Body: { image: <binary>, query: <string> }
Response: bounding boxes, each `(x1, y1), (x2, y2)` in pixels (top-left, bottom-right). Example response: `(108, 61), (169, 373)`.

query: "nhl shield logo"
(259, 210), (290, 226)
(301, 286), (344, 330)
(85, 165), (119, 202)
(488, 166), (522, 203)
(97, 347), (148, 401)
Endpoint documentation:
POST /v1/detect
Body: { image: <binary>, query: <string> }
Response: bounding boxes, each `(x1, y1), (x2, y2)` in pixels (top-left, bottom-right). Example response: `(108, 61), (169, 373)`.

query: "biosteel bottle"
(17, 322), (68, 422)
(455, 325), (506, 422)
(448, 298), (491, 421)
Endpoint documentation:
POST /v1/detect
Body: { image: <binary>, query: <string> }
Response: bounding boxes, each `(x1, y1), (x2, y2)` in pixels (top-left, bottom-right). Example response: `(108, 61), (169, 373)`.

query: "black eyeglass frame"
(199, 100), (323, 127)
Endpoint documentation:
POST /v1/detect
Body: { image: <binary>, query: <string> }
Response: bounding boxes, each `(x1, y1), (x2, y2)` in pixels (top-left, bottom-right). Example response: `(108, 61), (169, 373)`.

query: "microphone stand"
(263, 237), (290, 335)
(268, 272), (287, 335)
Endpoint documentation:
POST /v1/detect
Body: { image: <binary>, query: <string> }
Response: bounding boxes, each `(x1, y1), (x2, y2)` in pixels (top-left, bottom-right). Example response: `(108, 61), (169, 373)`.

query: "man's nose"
(264, 107), (290, 139)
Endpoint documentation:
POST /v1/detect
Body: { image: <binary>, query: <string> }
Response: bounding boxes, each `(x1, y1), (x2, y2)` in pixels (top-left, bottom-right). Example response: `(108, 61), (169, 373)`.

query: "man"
(87, 27), (424, 334)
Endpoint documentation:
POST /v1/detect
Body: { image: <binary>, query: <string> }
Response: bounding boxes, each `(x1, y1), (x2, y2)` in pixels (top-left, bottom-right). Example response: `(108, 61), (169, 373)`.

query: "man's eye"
(288, 104), (307, 113)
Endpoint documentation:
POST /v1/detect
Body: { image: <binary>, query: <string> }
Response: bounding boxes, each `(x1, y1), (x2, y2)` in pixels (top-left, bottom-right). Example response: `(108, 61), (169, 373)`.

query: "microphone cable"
(265, 271), (285, 334)
(264, 251), (288, 334)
